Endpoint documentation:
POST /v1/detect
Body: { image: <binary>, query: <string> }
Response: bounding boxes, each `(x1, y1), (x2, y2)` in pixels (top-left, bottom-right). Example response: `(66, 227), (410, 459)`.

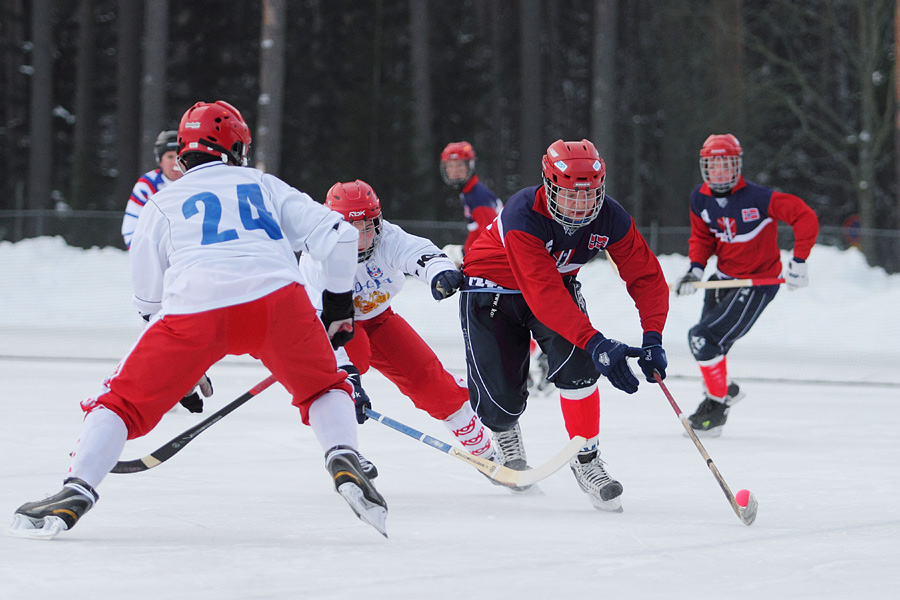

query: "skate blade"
(6, 514), (67, 540)
(589, 496), (623, 513)
(684, 426), (723, 438)
(337, 482), (388, 538)
(506, 482), (543, 496)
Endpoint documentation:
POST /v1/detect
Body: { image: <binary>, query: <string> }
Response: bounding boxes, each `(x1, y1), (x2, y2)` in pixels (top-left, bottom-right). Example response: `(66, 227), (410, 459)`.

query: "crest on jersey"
(717, 216), (737, 241)
(366, 263), (383, 279)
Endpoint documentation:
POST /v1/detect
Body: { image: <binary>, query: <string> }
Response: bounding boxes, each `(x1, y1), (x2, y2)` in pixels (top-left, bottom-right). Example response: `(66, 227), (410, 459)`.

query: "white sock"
(443, 403), (494, 458)
(68, 407), (128, 489)
(308, 389), (358, 453)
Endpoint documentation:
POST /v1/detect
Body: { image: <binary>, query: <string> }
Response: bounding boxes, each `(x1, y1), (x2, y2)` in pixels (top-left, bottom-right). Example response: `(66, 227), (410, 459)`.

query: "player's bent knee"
(688, 326), (719, 361)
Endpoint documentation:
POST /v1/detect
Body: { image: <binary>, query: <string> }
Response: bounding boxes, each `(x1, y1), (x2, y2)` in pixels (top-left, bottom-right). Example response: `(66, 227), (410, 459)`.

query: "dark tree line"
(0, 0), (896, 265)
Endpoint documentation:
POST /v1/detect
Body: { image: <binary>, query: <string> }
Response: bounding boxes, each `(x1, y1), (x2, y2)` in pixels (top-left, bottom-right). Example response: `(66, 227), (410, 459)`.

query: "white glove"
(785, 258), (808, 291)
(675, 266), (704, 296)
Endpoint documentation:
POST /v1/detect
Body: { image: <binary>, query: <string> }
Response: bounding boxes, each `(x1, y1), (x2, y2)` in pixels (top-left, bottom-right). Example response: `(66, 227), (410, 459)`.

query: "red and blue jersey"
(459, 175), (503, 253)
(121, 168), (173, 249)
(688, 178), (819, 278)
(463, 185), (668, 349)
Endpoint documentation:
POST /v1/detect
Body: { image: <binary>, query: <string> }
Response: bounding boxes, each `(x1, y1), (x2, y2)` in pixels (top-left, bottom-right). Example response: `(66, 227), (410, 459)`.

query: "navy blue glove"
(343, 365), (371, 424)
(585, 333), (640, 394)
(321, 290), (354, 349)
(634, 331), (667, 383)
(431, 269), (465, 300)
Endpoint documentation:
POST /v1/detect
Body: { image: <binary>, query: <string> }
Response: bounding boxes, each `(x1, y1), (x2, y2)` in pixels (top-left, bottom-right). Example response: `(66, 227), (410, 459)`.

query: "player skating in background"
(300, 180), (493, 473)
(439, 141), (504, 260)
(121, 130), (183, 249)
(459, 139), (669, 510)
(673, 134), (819, 437)
(9, 101), (388, 539)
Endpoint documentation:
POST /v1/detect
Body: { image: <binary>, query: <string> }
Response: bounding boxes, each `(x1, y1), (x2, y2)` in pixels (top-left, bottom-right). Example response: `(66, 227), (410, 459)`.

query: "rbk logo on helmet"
(326, 180), (383, 263)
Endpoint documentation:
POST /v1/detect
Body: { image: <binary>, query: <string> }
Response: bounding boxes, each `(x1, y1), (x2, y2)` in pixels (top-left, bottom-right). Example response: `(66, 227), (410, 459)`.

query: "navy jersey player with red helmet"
(460, 139), (669, 511)
(674, 134), (819, 437)
(440, 141), (503, 256)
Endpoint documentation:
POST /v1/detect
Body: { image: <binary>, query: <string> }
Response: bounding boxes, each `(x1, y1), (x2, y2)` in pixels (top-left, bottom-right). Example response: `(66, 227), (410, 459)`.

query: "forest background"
(1, 0), (898, 270)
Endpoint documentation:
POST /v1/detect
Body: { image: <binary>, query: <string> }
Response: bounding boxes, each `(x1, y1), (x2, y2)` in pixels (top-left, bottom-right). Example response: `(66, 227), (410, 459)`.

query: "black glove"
(180, 374), (213, 413)
(321, 290), (354, 349)
(431, 269), (465, 300)
(634, 331), (667, 383)
(585, 333), (640, 394)
(343, 365), (371, 424)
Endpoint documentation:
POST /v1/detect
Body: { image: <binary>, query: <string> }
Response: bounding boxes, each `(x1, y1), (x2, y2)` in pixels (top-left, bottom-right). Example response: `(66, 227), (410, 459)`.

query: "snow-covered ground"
(1, 237), (898, 598)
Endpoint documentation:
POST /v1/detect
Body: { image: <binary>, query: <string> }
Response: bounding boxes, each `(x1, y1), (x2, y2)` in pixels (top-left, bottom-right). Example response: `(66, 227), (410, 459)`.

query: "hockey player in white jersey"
(8, 101), (388, 539)
(300, 180), (494, 466)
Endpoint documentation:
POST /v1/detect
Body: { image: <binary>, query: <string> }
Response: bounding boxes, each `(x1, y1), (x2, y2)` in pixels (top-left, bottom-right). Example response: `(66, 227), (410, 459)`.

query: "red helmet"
(541, 139), (606, 233)
(325, 180), (383, 262)
(439, 141), (476, 187)
(699, 134), (742, 194)
(177, 101), (251, 168)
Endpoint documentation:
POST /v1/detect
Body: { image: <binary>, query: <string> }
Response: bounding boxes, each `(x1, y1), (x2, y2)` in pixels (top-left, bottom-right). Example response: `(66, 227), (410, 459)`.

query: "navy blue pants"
(688, 275), (779, 361)
(459, 277), (598, 432)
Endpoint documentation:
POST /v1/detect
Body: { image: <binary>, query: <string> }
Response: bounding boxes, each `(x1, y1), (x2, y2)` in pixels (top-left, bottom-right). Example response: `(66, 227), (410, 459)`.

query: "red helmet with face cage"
(326, 180), (383, 262)
(177, 101), (251, 168)
(440, 141), (477, 187)
(541, 139), (606, 233)
(699, 134), (742, 193)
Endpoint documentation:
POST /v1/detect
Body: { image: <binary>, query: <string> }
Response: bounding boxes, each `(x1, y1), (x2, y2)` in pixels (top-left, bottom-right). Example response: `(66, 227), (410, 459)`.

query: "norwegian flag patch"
(741, 207), (760, 222)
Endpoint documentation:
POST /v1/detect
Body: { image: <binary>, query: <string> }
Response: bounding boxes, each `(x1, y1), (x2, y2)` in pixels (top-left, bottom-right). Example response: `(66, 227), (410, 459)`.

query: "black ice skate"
(7, 478), (98, 540)
(688, 382), (745, 437)
(491, 422), (538, 493)
(569, 445), (623, 513)
(357, 452), (378, 479)
(325, 446), (388, 537)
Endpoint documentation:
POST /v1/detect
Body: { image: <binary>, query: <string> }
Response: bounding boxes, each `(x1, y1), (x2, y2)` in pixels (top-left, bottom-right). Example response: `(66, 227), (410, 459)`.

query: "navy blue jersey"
(459, 176), (503, 253)
(688, 178), (818, 278)
(463, 185), (668, 348)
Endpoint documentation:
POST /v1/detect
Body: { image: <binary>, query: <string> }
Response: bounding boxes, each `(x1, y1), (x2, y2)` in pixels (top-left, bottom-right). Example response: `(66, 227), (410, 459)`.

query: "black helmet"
(153, 130), (178, 163)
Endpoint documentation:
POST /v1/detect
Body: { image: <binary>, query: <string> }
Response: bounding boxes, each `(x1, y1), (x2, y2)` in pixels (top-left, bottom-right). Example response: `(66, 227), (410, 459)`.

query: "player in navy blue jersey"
(674, 134), (819, 437)
(460, 139), (669, 511)
(440, 141), (504, 256)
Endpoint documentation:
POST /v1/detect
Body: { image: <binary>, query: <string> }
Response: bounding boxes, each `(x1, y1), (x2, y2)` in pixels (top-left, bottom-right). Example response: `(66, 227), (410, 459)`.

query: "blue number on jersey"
(183, 184), (284, 245)
(237, 184), (284, 240)
(182, 192), (239, 245)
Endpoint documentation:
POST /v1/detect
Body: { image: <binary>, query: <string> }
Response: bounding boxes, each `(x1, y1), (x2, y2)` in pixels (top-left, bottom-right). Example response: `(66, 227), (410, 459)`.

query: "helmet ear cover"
(326, 180), (383, 262)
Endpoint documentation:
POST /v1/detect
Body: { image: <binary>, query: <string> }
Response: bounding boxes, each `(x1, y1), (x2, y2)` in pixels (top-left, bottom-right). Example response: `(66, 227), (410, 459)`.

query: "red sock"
(559, 388), (600, 439)
(698, 355), (728, 399)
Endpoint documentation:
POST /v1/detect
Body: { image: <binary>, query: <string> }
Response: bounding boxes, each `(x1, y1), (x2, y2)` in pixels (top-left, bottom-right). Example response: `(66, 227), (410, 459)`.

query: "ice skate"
(357, 452), (378, 479)
(688, 382), (744, 437)
(325, 446), (388, 537)
(7, 478), (98, 540)
(491, 422), (539, 493)
(569, 439), (623, 512)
